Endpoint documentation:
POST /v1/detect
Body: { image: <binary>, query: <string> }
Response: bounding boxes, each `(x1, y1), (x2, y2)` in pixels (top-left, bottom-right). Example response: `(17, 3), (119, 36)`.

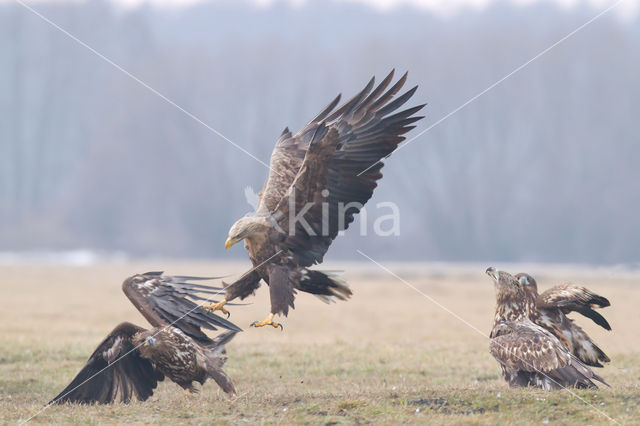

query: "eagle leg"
(202, 300), (230, 318)
(250, 313), (283, 330)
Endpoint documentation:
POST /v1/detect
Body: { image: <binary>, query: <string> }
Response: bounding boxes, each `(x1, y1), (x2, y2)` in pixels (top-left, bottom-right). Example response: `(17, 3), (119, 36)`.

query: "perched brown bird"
(52, 272), (241, 404)
(204, 70), (425, 329)
(486, 267), (607, 390)
(516, 273), (611, 367)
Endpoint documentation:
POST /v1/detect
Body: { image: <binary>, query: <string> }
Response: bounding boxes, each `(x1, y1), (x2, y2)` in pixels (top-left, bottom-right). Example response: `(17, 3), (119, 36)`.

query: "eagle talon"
(250, 313), (283, 330)
(202, 300), (229, 317)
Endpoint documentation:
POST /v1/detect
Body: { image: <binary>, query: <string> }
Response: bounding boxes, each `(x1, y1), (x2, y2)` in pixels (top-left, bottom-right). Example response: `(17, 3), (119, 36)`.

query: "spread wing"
(538, 283), (611, 330)
(122, 272), (242, 344)
(51, 322), (164, 404)
(269, 71), (424, 266)
(256, 93), (341, 214)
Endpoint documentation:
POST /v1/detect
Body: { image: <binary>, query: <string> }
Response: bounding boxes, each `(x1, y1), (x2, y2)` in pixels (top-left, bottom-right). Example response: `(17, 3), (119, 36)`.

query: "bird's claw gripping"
(202, 300), (230, 318)
(250, 313), (283, 330)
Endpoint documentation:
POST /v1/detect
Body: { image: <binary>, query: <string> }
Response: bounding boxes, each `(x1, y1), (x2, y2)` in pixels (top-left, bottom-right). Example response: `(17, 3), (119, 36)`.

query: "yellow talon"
(184, 388), (191, 395)
(250, 313), (283, 330)
(202, 299), (229, 318)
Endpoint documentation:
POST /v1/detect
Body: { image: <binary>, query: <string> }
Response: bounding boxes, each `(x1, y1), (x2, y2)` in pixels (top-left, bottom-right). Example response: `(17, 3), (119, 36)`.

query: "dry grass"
(1, 261), (639, 424)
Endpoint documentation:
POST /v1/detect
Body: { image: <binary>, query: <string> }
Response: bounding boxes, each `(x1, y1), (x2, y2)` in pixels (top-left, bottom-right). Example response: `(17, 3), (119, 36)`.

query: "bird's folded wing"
(51, 322), (163, 404)
(489, 322), (571, 373)
(122, 272), (242, 344)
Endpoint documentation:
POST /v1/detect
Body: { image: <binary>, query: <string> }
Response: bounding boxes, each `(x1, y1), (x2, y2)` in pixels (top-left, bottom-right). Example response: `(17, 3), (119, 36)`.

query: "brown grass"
(1, 261), (638, 424)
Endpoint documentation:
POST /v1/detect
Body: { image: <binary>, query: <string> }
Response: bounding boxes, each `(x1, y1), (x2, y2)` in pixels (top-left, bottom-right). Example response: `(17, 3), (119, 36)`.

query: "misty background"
(1, 0), (638, 264)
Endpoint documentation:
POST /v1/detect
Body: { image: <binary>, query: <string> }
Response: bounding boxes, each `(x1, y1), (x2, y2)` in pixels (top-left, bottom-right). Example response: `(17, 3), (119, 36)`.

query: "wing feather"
(256, 70), (422, 223)
(490, 321), (606, 389)
(51, 322), (164, 404)
(122, 273), (242, 344)
(268, 71), (424, 266)
(490, 322), (571, 373)
(538, 283), (611, 330)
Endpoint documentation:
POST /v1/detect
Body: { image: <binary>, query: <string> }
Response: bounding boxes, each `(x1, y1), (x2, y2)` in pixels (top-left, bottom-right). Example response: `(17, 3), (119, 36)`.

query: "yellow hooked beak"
(225, 237), (236, 250)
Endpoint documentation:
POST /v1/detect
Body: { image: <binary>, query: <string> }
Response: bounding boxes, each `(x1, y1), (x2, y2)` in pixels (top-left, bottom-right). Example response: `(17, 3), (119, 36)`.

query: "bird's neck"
(494, 294), (528, 326)
(523, 290), (539, 321)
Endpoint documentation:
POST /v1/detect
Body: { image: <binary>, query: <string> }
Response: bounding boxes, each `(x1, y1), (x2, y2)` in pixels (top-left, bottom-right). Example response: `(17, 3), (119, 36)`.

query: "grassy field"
(1, 261), (638, 424)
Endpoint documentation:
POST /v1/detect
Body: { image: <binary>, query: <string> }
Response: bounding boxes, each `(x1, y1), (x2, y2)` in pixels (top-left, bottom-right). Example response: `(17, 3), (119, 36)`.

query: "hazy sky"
(7, 0), (637, 18)
(125, 0), (638, 18)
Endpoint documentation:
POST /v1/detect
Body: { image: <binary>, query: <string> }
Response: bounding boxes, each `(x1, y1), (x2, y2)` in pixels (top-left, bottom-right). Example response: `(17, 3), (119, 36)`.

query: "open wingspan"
(122, 272), (242, 344)
(270, 70), (424, 266)
(51, 322), (164, 404)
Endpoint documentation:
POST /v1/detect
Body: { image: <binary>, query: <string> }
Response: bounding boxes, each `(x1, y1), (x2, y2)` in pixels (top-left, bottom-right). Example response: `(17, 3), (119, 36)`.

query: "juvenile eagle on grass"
(204, 70), (425, 328)
(52, 272), (241, 404)
(516, 273), (611, 367)
(486, 267), (608, 390)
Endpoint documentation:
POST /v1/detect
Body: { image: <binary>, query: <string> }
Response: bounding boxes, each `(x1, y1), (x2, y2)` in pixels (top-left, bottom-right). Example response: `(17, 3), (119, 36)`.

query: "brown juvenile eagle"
(486, 267), (607, 390)
(516, 273), (611, 367)
(52, 272), (241, 404)
(204, 70), (425, 328)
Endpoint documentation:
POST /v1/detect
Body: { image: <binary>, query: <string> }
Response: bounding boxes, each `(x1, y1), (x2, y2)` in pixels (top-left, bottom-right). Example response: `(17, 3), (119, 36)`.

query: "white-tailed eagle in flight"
(203, 70), (424, 329)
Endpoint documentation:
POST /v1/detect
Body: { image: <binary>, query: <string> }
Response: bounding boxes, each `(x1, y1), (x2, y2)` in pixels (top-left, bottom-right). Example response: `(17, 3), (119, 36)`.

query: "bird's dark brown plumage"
(487, 267), (608, 390)
(221, 70), (424, 321)
(516, 273), (611, 367)
(52, 273), (240, 404)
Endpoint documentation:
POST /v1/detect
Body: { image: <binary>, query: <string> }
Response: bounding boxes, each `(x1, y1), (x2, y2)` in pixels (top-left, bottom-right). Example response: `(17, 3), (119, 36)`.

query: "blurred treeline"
(1, 0), (639, 263)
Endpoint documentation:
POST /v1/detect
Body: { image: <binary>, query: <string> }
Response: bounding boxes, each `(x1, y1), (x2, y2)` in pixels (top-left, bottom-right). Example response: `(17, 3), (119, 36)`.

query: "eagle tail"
(297, 269), (352, 303)
(578, 340), (610, 367)
(569, 322), (611, 366)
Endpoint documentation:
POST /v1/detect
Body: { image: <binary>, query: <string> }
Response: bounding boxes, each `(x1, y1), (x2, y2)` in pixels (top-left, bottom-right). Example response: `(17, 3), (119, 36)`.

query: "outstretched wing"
(122, 272), (242, 344)
(538, 283), (611, 330)
(52, 322), (164, 404)
(270, 71), (424, 266)
(256, 97), (339, 215)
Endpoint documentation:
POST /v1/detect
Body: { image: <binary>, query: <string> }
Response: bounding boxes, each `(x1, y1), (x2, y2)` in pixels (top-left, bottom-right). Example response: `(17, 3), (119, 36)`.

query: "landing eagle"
(486, 267), (608, 390)
(204, 70), (425, 328)
(52, 272), (241, 404)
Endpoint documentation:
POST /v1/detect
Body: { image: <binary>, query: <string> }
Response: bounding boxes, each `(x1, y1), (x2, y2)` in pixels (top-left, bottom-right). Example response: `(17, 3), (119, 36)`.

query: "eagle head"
(486, 267), (523, 298)
(487, 267), (528, 322)
(515, 272), (538, 295)
(225, 215), (269, 249)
